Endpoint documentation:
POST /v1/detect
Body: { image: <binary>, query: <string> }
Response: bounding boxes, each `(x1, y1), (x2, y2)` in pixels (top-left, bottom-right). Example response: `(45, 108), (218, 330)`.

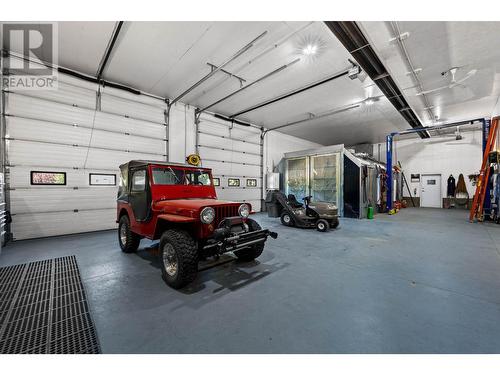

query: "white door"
(421, 174), (441, 208)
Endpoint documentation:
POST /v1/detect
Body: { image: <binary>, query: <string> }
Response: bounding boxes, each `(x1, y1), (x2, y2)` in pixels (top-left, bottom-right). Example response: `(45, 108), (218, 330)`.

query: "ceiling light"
(364, 97), (379, 105)
(302, 44), (318, 56)
(295, 35), (326, 60)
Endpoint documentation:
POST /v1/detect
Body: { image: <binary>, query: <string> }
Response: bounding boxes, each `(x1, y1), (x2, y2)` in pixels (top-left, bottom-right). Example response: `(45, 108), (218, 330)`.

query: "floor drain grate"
(0, 256), (101, 354)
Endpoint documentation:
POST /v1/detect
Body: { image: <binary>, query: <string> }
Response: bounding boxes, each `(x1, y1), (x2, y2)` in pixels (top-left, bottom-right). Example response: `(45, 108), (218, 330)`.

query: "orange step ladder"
(469, 117), (499, 222)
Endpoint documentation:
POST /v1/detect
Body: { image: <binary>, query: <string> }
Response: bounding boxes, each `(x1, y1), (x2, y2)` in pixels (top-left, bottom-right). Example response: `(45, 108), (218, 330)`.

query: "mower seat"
(287, 194), (304, 208)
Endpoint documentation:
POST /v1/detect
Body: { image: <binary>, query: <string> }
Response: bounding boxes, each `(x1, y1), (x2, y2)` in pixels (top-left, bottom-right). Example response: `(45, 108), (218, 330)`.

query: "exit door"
(421, 174), (441, 208)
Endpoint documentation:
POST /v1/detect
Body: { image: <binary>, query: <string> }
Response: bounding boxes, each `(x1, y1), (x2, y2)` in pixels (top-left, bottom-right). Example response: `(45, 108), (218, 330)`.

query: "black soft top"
(119, 160), (211, 171)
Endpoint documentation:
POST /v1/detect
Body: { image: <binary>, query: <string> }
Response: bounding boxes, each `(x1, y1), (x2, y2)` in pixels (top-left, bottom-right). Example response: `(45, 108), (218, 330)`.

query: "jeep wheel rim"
(163, 243), (178, 277)
(283, 215), (290, 224)
(318, 222), (325, 230)
(119, 224), (127, 245)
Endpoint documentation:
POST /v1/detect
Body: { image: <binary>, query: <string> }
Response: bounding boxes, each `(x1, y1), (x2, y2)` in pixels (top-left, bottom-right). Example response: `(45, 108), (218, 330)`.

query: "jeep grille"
(214, 205), (239, 226)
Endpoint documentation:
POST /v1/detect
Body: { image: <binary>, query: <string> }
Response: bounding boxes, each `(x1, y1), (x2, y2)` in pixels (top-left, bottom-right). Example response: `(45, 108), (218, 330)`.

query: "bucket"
(367, 205), (374, 219)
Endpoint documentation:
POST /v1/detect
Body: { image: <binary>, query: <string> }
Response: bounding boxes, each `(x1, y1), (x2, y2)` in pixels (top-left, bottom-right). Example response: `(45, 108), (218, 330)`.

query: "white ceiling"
(4, 21), (499, 146)
(360, 21), (500, 127)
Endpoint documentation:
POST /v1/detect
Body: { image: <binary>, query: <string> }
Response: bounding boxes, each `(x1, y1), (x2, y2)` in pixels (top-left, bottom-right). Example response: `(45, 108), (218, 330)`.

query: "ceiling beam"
(196, 58), (300, 115)
(262, 103), (361, 139)
(229, 68), (350, 119)
(170, 31), (268, 106)
(96, 21), (124, 80)
(324, 21), (430, 139)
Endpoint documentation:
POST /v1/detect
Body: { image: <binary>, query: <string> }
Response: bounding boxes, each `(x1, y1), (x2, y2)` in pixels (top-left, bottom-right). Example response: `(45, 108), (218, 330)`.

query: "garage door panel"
(6, 93), (96, 126)
(95, 111), (166, 138)
(214, 190), (261, 212)
(80, 148), (164, 170)
(199, 147), (261, 166)
(8, 140), (88, 167)
(197, 133), (260, 155)
(7, 116), (91, 145)
(9, 80), (97, 109)
(216, 188), (261, 201)
(218, 176), (261, 188)
(9, 139), (163, 170)
(101, 93), (165, 124)
(198, 118), (229, 137)
(90, 132), (165, 154)
(8, 166), (118, 187)
(7, 116), (162, 154)
(11, 209), (117, 240)
(10, 188), (117, 214)
(228, 128), (261, 144)
(202, 160), (260, 177)
(6, 93), (166, 139)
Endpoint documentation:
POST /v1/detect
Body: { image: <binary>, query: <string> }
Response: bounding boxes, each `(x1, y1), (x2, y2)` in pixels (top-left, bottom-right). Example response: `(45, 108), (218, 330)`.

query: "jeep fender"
(153, 214), (197, 239)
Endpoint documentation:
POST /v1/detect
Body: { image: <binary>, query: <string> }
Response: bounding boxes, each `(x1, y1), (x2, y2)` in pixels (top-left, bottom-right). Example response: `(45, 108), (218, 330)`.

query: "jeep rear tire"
(234, 218), (265, 262)
(159, 230), (198, 289)
(118, 215), (141, 253)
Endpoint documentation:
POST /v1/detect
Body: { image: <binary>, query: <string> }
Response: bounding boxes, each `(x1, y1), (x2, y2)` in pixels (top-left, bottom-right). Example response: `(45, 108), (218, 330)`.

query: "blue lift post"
(386, 134), (394, 211)
(386, 118), (487, 212)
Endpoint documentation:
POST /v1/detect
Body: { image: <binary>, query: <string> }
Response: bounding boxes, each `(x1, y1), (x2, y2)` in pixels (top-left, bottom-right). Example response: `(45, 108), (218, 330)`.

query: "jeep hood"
(154, 199), (240, 213)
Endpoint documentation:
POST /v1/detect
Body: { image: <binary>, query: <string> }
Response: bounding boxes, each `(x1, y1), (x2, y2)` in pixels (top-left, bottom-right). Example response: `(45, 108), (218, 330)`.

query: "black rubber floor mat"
(0, 256), (101, 354)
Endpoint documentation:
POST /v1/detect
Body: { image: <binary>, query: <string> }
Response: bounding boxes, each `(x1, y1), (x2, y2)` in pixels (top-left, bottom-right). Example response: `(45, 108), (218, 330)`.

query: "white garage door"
(4, 72), (168, 240)
(197, 113), (263, 211)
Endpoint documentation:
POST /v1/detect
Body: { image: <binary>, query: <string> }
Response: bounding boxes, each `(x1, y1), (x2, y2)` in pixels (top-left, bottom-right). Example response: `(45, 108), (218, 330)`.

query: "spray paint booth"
(276, 144), (386, 218)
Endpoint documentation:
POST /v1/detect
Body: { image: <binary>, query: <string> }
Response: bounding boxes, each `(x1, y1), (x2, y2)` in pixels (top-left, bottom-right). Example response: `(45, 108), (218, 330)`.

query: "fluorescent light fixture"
(302, 44), (318, 56)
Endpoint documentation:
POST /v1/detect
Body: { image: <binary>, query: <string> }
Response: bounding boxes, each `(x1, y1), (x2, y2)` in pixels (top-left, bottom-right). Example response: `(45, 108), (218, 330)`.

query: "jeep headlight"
(327, 204), (337, 210)
(238, 203), (250, 218)
(200, 207), (215, 224)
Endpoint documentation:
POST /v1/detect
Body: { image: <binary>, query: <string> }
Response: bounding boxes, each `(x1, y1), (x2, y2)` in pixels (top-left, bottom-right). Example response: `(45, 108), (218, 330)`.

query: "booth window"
(89, 173), (116, 186)
(228, 178), (240, 187)
(246, 179), (257, 187)
(31, 171), (66, 185)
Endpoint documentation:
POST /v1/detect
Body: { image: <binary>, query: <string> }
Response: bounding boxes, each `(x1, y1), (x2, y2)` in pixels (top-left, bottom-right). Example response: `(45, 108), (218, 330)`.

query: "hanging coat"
(447, 175), (456, 197)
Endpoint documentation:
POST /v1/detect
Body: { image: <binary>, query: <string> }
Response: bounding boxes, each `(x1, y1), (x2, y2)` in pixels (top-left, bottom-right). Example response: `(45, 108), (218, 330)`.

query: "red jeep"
(116, 160), (277, 289)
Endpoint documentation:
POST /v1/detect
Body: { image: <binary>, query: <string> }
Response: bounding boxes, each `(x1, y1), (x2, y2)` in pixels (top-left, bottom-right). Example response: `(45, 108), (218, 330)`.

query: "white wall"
(263, 130), (322, 176)
(373, 129), (483, 199)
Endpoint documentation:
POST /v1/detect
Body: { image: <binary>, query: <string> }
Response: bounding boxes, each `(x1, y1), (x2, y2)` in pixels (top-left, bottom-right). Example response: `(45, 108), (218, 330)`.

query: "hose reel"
(186, 154), (201, 166)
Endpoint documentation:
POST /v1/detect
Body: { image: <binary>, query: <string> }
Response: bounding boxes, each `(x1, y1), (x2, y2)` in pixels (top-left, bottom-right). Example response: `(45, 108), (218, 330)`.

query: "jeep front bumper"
(203, 225), (278, 255)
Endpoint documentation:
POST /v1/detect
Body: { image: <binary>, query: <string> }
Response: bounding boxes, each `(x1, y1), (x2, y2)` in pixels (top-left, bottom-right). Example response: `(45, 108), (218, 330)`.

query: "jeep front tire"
(159, 229), (198, 289)
(118, 215), (141, 253)
(234, 218), (265, 262)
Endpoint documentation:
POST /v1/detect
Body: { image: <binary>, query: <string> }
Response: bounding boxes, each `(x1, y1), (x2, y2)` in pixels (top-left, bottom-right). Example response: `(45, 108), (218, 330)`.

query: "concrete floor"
(1, 208), (500, 353)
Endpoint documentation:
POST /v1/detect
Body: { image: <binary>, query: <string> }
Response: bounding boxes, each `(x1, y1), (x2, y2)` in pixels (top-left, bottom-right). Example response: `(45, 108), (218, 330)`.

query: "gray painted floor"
(1, 208), (500, 353)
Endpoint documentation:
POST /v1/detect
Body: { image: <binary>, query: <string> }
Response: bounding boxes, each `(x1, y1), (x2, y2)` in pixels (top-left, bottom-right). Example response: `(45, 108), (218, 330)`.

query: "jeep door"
(129, 168), (151, 221)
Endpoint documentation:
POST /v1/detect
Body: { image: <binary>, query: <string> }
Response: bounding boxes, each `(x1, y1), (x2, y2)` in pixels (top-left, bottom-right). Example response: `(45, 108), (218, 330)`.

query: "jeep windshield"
(152, 167), (213, 186)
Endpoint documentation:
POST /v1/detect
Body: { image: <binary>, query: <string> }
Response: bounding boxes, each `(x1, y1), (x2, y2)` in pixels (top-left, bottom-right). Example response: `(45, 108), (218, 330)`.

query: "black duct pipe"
(229, 70), (349, 118)
(214, 113), (252, 127)
(57, 66), (141, 95)
(324, 21), (430, 139)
